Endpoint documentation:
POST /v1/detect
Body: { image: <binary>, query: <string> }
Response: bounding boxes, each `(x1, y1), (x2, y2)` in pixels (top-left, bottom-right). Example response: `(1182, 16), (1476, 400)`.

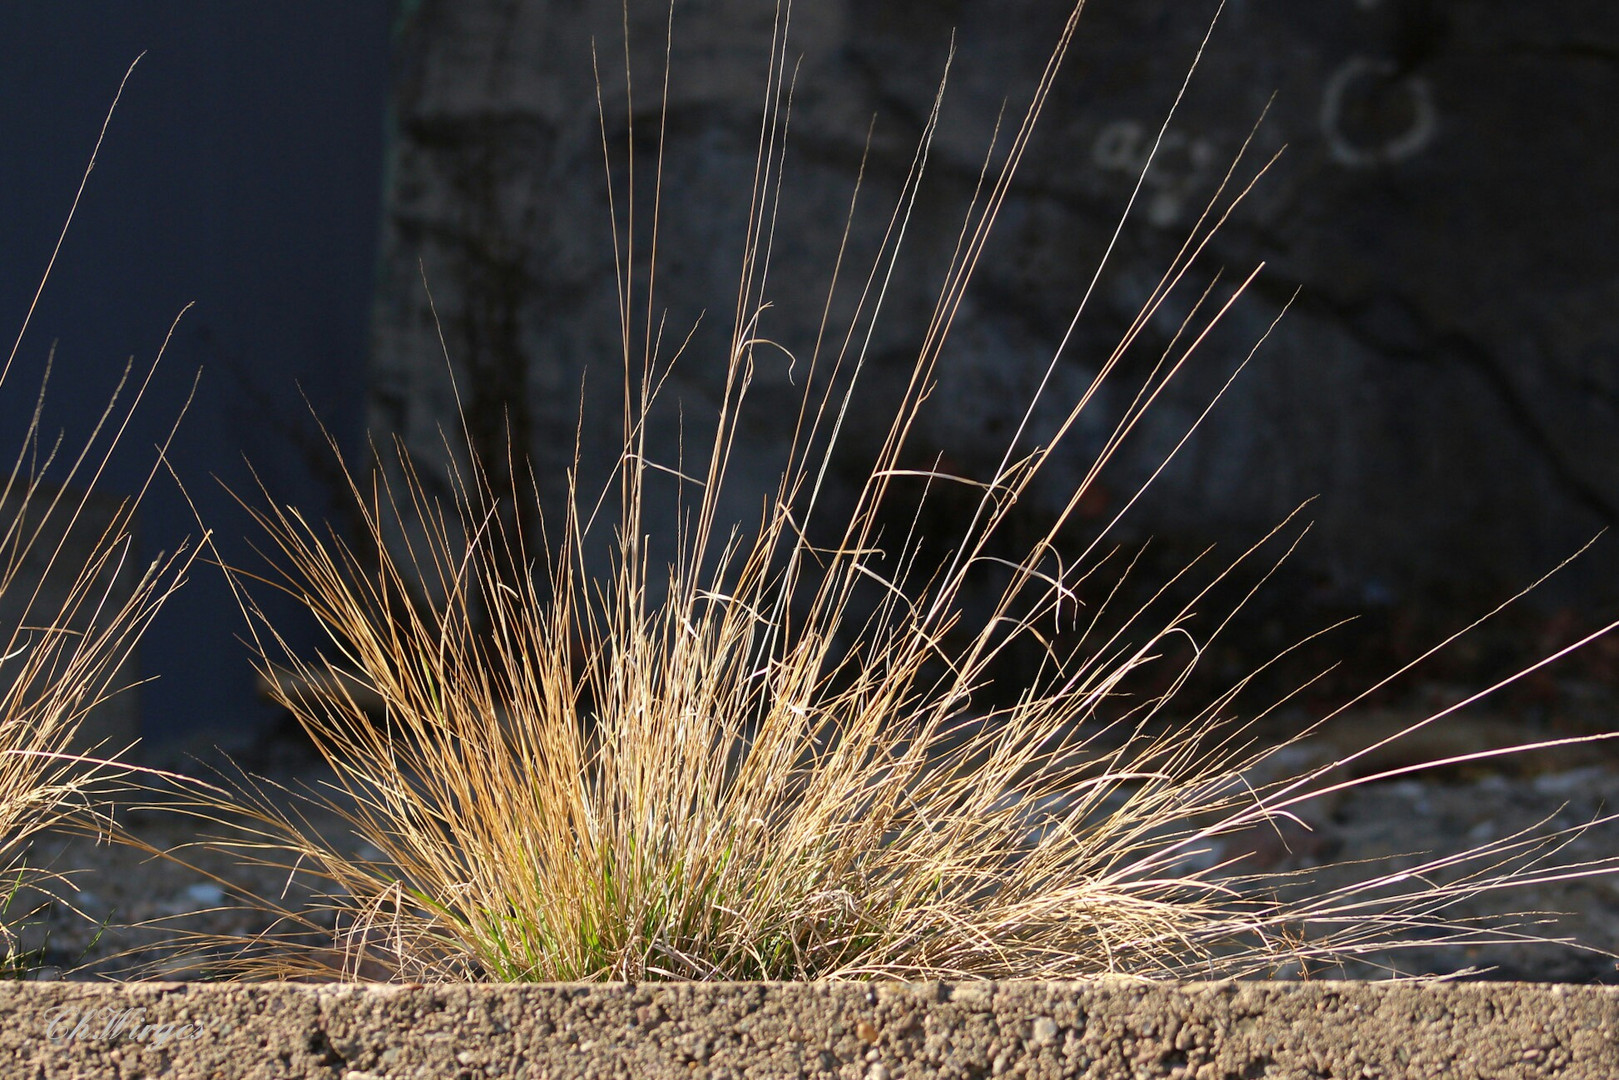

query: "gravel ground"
(1297, 764), (1619, 982)
(9, 702), (1619, 984)
(10, 751), (367, 981)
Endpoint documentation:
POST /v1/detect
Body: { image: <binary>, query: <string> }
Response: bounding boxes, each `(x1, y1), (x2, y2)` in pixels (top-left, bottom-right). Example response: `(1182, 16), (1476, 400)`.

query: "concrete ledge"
(1, 980), (1615, 1079)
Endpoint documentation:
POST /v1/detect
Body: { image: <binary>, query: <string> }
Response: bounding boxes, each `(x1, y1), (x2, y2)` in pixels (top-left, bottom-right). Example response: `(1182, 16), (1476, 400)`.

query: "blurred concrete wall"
(0, 485), (140, 755)
(370, 0), (1619, 651)
(0, 4), (390, 750)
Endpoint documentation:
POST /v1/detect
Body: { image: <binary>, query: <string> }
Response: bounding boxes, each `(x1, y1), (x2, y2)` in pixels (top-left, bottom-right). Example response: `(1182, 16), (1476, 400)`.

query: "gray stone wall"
(370, 0), (1619, 630)
(0, 485), (139, 756)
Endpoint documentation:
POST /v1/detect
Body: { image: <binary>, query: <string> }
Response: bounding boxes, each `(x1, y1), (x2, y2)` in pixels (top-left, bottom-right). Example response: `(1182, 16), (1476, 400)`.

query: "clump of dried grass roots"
(119, 4), (1619, 983)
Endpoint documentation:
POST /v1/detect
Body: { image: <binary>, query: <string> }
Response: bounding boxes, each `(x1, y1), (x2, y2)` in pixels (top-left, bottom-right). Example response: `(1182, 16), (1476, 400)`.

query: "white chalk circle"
(1320, 55), (1437, 168)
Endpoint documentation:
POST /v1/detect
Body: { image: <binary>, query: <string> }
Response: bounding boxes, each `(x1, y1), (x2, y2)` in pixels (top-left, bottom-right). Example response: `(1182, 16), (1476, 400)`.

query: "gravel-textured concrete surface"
(0, 980), (1615, 1079)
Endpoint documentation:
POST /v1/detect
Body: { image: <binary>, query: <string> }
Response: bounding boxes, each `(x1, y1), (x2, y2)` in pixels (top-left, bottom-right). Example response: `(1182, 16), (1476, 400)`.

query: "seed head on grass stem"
(129, 2), (1619, 983)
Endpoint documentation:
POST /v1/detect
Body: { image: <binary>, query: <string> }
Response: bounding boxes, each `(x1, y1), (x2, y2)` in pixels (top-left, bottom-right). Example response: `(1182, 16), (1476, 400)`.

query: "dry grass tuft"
(0, 59), (197, 973)
(128, 4), (1619, 982)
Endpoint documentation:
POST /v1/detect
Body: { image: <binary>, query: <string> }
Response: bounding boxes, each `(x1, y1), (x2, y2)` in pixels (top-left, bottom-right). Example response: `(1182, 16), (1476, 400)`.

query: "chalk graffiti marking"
(1091, 120), (1219, 228)
(1320, 55), (1437, 168)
